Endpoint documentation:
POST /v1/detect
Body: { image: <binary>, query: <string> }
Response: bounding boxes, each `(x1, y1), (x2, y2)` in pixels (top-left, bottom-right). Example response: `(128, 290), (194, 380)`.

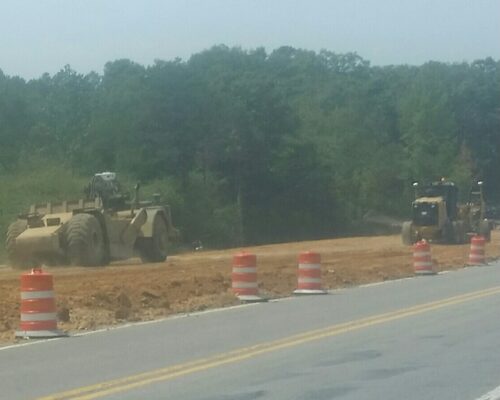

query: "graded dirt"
(1, 232), (499, 344)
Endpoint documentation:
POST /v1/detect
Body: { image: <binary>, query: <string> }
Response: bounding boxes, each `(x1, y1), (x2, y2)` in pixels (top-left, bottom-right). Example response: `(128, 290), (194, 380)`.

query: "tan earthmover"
(401, 179), (491, 245)
(6, 172), (178, 268)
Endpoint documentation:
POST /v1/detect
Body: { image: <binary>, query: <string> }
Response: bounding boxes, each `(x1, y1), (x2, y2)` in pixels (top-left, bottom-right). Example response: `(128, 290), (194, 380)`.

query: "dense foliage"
(1, 46), (499, 249)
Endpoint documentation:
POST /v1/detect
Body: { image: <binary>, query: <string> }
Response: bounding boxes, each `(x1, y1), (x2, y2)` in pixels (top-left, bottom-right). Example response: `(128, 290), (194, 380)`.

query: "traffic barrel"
(413, 240), (436, 275)
(15, 268), (66, 338)
(232, 252), (266, 302)
(468, 235), (486, 265)
(293, 251), (327, 295)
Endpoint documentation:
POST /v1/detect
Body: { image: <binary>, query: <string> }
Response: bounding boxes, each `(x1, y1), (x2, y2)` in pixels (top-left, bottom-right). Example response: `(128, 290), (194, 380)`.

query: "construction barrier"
(16, 268), (66, 338)
(413, 240), (436, 275)
(468, 235), (486, 265)
(232, 252), (266, 302)
(294, 251), (327, 295)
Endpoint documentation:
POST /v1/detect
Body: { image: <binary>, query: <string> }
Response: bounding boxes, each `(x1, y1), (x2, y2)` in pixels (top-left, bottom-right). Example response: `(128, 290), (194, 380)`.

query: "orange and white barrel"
(16, 268), (66, 338)
(413, 240), (435, 275)
(468, 235), (486, 265)
(293, 251), (327, 295)
(232, 252), (265, 302)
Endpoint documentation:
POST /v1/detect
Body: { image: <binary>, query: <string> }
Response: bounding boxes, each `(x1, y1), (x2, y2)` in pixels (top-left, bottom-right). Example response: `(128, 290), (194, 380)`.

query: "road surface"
(1, 264), (500, 400)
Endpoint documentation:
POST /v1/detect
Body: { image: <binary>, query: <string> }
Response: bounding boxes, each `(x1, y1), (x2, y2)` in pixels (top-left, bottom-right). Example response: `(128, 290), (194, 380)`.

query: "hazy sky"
(1, 0), (499, 79)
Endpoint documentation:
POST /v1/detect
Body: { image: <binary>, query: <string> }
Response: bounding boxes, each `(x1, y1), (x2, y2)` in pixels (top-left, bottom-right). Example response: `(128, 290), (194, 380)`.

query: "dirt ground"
(1, 232), (499, 344)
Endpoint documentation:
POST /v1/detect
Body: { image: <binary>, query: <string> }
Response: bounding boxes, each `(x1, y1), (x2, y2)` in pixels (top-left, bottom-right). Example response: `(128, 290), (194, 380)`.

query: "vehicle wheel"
(452, 221), (465, 244)
(65, 213), (105, 266)
(401, 221), (414, 245)
(6, 220), (30, 269)
(479, 219), (491, 242)
(442, 221), (455, 244)
(138, 216), (168, 263)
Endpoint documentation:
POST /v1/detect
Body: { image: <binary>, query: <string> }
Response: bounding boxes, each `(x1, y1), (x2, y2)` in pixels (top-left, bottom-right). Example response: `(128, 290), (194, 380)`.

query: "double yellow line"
(39, 285), (500, 400)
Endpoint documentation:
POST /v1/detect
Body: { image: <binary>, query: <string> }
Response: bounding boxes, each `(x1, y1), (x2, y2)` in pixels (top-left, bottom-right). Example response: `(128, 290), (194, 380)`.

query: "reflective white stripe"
(298, 263), (321, 270)
(474, 383), (500, 400)
(414, 262), (433, 268)
(471, 245), (484, 251)
(413, 252), (430, 257)
(232, 267), (256, 273)
(20, 312), (57, 322)
(21, 291), (54, 300)
(232, 282), (258, 289)
(298, 277), (322, 284)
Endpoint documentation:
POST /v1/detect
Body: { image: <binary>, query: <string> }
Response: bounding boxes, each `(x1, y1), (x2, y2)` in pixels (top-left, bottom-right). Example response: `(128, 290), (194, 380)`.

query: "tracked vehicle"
(6, 172), (178, 268)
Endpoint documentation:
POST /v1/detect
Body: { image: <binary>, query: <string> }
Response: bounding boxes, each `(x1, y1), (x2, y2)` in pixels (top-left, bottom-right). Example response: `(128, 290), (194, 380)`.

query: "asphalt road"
(2, 264), (500, 400)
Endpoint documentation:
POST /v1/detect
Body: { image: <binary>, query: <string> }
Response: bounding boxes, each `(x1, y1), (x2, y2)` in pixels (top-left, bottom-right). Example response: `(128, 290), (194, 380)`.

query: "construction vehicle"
(401, 179), (491, 245)
(6, 172), (178, 268)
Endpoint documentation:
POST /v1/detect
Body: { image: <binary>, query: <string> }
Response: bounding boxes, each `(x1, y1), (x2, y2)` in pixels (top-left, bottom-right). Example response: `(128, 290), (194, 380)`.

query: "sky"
(0, 0), (499, 79)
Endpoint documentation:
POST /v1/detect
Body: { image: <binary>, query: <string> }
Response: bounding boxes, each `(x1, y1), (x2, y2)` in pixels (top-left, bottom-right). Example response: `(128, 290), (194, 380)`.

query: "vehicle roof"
(414, 196), (444, 204)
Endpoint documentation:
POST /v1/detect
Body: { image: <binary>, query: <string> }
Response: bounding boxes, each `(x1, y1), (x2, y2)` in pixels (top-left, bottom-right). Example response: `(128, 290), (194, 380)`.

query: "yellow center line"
(38, 286), (500, 400)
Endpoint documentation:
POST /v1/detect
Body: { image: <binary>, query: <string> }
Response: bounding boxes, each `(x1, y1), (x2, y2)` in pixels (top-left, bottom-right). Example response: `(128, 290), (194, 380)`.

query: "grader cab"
(6, 172), (178, 268)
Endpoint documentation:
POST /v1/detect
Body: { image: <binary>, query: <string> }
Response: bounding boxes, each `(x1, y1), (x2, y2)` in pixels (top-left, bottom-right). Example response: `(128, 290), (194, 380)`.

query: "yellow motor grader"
(401, 180), (491, 245)
(6, 172), (178, 268)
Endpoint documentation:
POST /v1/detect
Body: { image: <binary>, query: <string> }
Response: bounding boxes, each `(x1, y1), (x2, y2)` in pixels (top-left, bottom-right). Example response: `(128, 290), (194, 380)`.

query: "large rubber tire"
(6, 220), (30, 269)
(65, 213), (105, 266)
(138, 216), (168, 263)
(401, 221), (414, 245)
(452, 221), (466, 244)
(442, 221), (455, 244)
(479, 219), (492, 242)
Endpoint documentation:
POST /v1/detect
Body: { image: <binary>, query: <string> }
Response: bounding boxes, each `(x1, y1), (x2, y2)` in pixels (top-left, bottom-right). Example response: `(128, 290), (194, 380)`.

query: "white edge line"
(0, 337), (61, 351)
(0, 302), (260, 350)
(1, 262), (497, 351)
(475, 384), (500, 400)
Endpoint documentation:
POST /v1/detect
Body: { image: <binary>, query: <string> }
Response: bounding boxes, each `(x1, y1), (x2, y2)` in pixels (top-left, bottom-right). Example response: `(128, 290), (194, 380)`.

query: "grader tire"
(138, 215), (168, 263)
(443, 221), (455, 244)
(479, 219), (492, 242)
(401, 221), (414, 245)
(65, 213), (105, 266)
(452, 221), (466, 244)
(6, 220), (30, 269)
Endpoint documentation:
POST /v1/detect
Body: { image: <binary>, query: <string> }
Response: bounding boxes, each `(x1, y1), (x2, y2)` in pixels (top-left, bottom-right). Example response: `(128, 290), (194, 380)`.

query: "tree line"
(0, 46), (499, 249)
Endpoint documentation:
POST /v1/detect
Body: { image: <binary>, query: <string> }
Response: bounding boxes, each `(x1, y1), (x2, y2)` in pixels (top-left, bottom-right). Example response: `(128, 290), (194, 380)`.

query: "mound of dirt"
(1, 232), (499, 344)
